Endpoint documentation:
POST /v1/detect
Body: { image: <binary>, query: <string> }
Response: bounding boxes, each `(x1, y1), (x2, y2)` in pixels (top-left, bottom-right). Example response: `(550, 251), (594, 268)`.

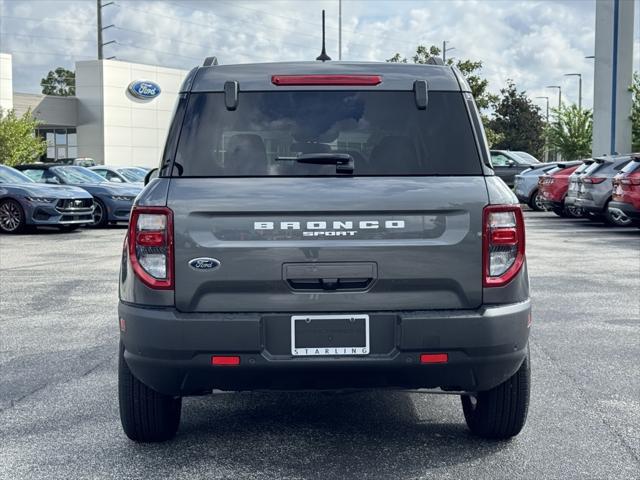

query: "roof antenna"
(316, 10), (331, 62)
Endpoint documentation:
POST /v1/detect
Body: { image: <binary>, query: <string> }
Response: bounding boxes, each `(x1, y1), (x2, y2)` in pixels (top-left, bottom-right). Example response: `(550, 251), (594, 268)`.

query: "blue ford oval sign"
(127, 80), (161, 100)
(189, 257), (220, 271)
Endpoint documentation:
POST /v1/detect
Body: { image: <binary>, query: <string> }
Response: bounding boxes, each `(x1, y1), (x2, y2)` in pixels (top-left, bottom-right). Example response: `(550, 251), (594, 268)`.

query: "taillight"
(483, 205), (525, 287)
(128, 206), (174, 289)
(620, 174), (640, 185)
(582, 176), (607, 184)
(271, 74), (382, 86)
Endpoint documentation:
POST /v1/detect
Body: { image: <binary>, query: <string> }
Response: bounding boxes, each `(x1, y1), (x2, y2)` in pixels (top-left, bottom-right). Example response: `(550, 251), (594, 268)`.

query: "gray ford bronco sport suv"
(118, 60), (531, 442)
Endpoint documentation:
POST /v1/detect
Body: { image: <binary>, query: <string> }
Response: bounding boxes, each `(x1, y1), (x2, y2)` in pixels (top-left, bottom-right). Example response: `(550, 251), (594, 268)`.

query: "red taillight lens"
(211, 356), (240, 366)
(582, 176), (607, 184)
(483, 205), (525, 288)
(620, 174), (640, 185)
(420, 353), (448, 364)
(271, 74), (382, 86)
(128, 206), (174, 290)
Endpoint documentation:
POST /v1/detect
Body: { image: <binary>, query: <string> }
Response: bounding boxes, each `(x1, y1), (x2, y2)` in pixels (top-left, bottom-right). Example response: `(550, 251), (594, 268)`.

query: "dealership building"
(0, 53), (188, 168)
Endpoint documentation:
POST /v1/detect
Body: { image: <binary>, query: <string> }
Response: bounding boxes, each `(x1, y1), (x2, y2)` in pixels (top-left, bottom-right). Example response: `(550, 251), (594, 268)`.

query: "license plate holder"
(291, 314), (370, 356)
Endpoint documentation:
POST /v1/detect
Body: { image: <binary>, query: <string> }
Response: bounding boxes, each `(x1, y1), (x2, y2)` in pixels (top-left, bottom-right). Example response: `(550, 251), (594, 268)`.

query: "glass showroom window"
(38, 128), (77, 161)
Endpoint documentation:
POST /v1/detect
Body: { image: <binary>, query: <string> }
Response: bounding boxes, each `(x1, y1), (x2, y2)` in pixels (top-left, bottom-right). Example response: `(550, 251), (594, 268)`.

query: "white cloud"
(0, 0), (637, 112)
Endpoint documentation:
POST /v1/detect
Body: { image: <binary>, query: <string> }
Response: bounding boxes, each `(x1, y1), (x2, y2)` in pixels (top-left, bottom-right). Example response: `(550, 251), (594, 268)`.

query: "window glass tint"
(118, 168), (145, 182)
(620, 160), (640, 174)
(53, 166), (105, 184)
(583, 162), (603, 175)
(573, 162), (591, 174)
(174, 91), (482, 176)
(613, 160), (631, 171)
(490, 153), (511, 167)
(513, 151), (540, 164)
(0, 166), (34, 183)
(21, 169), (45, 182)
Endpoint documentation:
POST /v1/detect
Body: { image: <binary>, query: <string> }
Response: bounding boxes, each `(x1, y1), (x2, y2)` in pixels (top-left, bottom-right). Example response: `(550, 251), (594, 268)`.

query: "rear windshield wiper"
(275, 153), (354, 174)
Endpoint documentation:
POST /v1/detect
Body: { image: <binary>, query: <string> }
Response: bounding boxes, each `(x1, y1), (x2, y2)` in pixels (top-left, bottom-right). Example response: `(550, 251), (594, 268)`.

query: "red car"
(539, 161), (582, 217)
(609, 156), (640, 225)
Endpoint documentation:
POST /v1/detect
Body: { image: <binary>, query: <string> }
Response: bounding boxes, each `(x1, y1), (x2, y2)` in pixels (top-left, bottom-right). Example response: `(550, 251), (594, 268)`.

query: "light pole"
(97, 1), (115, 60)
(338, 0), (342, 60)
(564, 73), (582, 109)
(546, 85), (562, 110)
(536, 96), (550, 162)
(442, 41), (455, 62)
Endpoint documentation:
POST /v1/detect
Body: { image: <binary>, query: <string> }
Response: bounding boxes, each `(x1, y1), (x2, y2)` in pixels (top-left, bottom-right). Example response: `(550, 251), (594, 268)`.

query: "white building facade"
(0, 54), (188, 168)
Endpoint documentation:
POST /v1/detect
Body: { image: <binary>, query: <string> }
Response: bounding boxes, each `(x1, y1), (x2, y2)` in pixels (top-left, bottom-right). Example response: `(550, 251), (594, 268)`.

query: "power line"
(0, 15), (92, 27)
(0, 32), (91, 43)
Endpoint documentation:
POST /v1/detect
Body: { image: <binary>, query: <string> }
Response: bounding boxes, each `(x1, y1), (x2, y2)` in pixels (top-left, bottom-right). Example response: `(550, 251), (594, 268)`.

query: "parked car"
(490, 150), (541, 187)
(563, 160), (595, 217)
(89, 165), (146, 185)
(574, 155), (634, 226)
(14, 164), (141, 227)
(609, 155), (640, 226)
(514, 162), (559, 210)
(538, 161), (583, 217)
(0, 164), (93, 233)
(118, 60), (531, 442)
(512, 151), (542, 164)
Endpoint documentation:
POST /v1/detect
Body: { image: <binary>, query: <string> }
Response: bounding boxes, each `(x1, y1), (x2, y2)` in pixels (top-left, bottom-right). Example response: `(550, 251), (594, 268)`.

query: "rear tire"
(461, 345), (530, 440)
(605, 201), (632, 227)
(118, 342), (182, 442)
(528, 190), (545, 211)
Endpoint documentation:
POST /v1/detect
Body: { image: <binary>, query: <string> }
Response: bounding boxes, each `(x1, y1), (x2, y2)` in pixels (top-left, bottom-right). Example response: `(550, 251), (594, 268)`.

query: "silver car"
(89, 166), (146, 185)
(514, 163), (559, 210)
(574, 155), (634, 226)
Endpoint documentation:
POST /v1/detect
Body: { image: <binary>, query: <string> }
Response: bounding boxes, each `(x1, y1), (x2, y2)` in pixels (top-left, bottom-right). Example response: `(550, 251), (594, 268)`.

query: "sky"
(0, 0), (639, 113)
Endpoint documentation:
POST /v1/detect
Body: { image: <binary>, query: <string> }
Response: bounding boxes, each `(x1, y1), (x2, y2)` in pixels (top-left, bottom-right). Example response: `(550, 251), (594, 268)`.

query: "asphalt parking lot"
(1, 211), (639, 480)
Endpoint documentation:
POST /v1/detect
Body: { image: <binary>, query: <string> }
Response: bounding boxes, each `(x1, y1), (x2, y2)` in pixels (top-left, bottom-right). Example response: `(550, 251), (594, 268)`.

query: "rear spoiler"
(556, 160), (583, 169)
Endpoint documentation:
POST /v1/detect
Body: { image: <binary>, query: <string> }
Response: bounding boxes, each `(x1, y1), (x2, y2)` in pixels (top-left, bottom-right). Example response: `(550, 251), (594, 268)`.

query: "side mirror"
(46, 177), (61, 184)
(144, 168), (159, 186)
(110, 177), (124, 183)
(506, 159), (516, 167)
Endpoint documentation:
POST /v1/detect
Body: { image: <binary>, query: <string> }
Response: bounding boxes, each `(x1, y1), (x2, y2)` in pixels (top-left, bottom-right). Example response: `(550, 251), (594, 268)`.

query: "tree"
(489, 81), (545, 158)
(0, 109), (47, 166)
(40, 67), (75, 96)
(631, 71), (639, 152)
(546, 105), (593, 161)
(387, 45), (500, 145)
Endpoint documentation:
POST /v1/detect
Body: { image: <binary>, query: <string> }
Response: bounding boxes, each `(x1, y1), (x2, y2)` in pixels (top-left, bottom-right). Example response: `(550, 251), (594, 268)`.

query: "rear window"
(173, 91), (482, 176)
(620, 160), (640, 174)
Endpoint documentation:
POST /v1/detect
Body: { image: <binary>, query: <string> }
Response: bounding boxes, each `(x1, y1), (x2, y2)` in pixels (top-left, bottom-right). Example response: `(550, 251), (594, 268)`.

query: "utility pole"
(564, 73), (582, 109)
(97, 1), (115, 60)
(338, 0), (342, 60)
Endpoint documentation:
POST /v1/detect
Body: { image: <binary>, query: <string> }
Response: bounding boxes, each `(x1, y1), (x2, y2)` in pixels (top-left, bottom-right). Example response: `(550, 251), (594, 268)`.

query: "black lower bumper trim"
(119, 302), (531, 395)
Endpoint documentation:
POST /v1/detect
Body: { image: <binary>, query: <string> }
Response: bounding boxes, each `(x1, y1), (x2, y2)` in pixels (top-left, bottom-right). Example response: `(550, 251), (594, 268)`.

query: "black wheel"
(118, 342), (181, 442)
(58, 224), (80, 232)
(528, 190), (545, 211)
(461, 346), (530, 440)
(605, 201), (632, 227)
(564, 205), (584, 218)
(90, 198), (108, 227)
(0, 198), (26, 233)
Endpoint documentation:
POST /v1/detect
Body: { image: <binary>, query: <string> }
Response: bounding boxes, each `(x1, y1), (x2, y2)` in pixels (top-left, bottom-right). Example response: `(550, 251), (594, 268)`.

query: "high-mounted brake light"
(483, 205), (525, 288)
(582, 176), (607, 184)
(128, 206), (174, 290)
(271, 75), (382, 86)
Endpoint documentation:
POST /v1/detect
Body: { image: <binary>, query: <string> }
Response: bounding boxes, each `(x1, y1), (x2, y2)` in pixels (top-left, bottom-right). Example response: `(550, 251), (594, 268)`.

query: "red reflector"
(136, 230), (164, 246)
(420, 353), (448, 364)
(119, 317), (126, 332)
(211, 356), (240, 366)
(490, 228), (518, 245)
(271, 74), (382, 86)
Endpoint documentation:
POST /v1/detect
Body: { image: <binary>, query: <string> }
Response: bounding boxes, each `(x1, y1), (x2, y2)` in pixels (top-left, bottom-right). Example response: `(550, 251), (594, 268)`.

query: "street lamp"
(536, 96), (550, 123)
(536, 96), (551, 162)
(442, 41), (455, 62)
(564, 73), (582, 109)
(546, 85), (562, 110)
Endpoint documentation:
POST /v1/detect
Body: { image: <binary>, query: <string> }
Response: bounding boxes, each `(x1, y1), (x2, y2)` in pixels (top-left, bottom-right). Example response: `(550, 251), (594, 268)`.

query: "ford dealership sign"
(127, 80), (161, 100)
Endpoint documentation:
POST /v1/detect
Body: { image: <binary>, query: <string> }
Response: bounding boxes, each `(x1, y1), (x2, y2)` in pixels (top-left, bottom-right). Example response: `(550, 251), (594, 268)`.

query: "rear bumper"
(608, 201), (640, 220)
(119, 300), (531, 396)
(574, 197), (604, 213)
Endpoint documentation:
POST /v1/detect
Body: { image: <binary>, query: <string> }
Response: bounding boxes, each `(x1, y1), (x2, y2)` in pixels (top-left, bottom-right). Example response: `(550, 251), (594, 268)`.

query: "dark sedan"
(490, 150), (541, 187)
(15, 164), (142, 227)
(0, 165), (94, 233)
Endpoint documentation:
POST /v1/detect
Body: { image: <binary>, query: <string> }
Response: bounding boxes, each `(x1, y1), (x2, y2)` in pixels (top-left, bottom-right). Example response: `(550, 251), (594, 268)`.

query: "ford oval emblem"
(189, 257), (220, 271)
(127, 80), (161, 100)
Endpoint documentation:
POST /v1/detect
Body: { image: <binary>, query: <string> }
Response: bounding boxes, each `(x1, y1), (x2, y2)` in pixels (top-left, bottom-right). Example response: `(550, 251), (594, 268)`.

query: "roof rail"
(426, 57), (445, 66)
(203, 56), (218, 67)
